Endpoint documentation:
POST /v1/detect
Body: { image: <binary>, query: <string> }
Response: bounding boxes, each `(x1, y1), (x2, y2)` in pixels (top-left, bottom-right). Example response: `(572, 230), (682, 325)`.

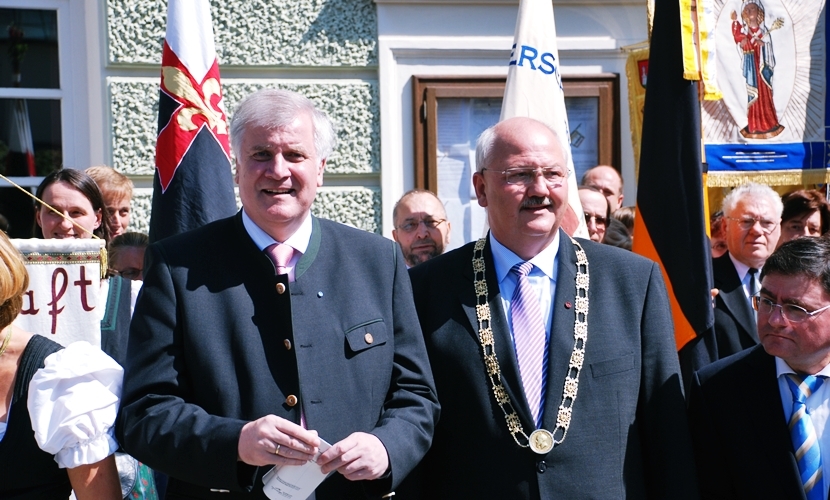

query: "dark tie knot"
(512, 261), (534, 277)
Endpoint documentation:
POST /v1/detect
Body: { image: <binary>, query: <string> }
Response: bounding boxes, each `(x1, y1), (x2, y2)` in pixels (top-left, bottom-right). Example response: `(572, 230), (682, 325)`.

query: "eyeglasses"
(752, 295), (830, 323)
(482, 167), (567, 187)
(397, 219), (447, 233)
(727, 216), (779, 233)
(584, 213), (608, 227)
(109, 267), (142, 281)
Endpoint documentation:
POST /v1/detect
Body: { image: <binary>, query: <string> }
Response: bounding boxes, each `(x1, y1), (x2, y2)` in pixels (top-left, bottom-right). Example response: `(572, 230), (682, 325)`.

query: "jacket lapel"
(460, 237), (536, 429)
(742, 347), (805, 496)
(541, 232), (578, 431)
(714, 254), (758, 342)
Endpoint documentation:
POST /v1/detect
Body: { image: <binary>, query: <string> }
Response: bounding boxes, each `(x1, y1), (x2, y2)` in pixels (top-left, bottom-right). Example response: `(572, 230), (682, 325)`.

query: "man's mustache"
(411, 237), (437, 248)
(521, 196), (552, 208)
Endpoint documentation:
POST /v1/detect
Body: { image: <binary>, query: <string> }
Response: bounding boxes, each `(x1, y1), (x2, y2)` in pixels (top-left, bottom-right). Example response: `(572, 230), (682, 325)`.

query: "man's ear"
(317, 158), (326, 186)
(472, 172), (489, 208)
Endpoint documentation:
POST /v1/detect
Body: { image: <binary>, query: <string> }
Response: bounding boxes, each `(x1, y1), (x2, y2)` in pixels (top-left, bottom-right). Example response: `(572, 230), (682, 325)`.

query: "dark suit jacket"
(681, 254), (759, 385)
(117, 213), (439, 499)
(688, 345), (806, 499)
(406, 232), (698, 499)
(712, 253), (758, 356)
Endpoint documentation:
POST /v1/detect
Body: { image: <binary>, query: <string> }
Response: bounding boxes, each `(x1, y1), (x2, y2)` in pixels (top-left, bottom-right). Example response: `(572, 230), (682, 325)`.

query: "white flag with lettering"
(12, 239), (104, 347)
(501, 0), (587, 238)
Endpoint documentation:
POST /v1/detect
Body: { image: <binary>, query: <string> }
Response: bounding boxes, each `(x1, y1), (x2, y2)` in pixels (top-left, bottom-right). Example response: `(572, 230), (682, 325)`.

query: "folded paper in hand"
(263, 438), (332, 500)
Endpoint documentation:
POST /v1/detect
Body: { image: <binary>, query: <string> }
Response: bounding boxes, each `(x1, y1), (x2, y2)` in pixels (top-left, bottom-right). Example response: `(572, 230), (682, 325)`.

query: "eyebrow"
(758, 287), (809, 308)
(249, 142), (312, 154)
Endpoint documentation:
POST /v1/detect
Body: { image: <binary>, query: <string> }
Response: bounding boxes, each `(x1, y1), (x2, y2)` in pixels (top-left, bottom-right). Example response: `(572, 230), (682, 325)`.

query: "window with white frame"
(0, 6), (62, 238)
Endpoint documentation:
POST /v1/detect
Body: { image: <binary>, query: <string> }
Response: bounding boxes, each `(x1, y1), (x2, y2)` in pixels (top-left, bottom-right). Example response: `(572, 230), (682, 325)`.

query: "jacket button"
(276, 283), (286, 294)
(364, 333), (374, 344)
(536, 460), (547, 474)
(286, 395), (298, 407)
(283, 339), (292, 350)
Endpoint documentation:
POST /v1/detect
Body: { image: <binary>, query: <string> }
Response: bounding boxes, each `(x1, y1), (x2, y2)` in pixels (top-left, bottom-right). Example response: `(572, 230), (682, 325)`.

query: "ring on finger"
(274, 444), (281, 455)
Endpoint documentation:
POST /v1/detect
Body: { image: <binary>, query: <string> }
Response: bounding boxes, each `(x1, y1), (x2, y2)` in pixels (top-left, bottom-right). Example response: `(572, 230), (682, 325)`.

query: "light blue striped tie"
(510, 261), (547, 427)
(786, 373), (826, 500)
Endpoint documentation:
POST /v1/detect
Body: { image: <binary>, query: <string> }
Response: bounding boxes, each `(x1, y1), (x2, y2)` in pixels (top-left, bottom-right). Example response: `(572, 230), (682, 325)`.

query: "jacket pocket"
(590, 353), (635, 378)
(345, 319), (388, 353)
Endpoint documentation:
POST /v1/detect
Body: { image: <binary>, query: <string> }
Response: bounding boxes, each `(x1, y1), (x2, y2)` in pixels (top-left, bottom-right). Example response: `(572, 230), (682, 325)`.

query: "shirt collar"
(489, 231), (560, 284)
(776, 356), (830, 378)
(728, 252), (754, 282)
(241, 209), (313, 254)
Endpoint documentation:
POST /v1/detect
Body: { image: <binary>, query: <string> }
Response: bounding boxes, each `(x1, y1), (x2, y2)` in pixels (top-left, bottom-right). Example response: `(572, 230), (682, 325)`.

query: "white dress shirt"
(242, 209), (313, 274)
(729, 253), (759, 300)
(776, 356), (830, 499)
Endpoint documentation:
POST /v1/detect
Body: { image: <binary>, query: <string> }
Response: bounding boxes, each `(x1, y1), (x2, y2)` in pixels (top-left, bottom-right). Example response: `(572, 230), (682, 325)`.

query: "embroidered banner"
(11, 239), (104, 347)
(702, 0), (828, 185)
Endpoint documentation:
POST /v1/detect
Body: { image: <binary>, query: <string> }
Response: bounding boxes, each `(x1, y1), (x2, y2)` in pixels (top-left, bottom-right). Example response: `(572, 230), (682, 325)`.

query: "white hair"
(721, 182), (783, 218)
(229, 88), (337, 161)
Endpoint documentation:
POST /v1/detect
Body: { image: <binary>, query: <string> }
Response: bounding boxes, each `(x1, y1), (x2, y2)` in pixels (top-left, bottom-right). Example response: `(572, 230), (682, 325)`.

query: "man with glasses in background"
(578, 186), (610, 243)
(702, 183), (783, 370)
(392, 190), (451, 268)
(689, 236), (830, 499)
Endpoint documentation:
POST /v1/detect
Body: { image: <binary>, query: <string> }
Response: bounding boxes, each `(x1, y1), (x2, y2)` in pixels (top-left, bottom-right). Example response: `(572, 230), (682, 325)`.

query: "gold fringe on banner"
(696, 0), (722, 100)
(679, 0), (722, 99)
(707, 169), (830, 187)
(647, 0), (655, 39)
(679, 0), (698, 80)
(624, 45), (650, 180)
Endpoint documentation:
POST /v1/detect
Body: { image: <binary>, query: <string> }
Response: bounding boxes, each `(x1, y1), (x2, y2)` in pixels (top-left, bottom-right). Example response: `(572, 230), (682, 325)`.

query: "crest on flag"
(156, 44), (230, 192)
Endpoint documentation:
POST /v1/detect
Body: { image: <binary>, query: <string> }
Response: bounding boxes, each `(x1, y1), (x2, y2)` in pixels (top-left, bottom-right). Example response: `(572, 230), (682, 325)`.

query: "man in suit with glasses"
(689, 236), (830, 499)
(392, 190), (452, 268)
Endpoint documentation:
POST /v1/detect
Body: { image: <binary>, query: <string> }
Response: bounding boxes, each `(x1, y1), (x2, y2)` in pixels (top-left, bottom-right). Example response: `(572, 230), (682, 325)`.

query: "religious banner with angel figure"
(702, 0), (828, 186)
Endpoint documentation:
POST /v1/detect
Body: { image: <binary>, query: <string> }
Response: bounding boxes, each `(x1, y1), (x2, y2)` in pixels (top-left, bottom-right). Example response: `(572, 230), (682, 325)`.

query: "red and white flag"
(7, 98), (35, 176)
(500, 0), (587, 238)
(151, 0), (236, 241)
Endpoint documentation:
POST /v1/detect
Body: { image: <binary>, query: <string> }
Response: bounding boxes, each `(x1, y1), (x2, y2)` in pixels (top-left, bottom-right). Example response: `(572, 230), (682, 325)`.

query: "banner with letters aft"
(12, 239), (104, 347)
(701, 0), (829, 187)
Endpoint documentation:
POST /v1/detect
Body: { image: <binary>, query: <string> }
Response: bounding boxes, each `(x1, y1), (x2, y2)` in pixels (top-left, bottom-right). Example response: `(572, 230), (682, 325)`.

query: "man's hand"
(238, 415), (320, 466)
(317, 432), (389, 481)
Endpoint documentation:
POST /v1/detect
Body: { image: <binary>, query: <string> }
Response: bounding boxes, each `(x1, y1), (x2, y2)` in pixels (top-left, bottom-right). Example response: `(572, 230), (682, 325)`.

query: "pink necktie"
(511, 261), (546, 427)
(265, 243), (296, 282)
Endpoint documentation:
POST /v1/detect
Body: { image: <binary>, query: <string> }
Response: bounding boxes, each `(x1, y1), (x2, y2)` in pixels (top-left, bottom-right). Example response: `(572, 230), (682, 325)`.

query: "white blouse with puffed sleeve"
(27, 340), (123, 469)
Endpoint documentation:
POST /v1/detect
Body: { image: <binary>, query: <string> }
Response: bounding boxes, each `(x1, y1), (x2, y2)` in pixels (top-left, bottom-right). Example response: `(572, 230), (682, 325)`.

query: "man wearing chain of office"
(406, 116), (699, 498)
